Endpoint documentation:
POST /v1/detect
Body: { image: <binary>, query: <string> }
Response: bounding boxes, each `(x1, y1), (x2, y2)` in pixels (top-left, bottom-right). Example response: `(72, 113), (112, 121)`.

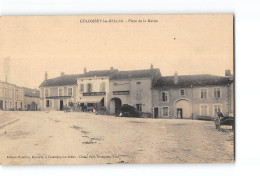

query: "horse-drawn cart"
(215, 112), (235, 131)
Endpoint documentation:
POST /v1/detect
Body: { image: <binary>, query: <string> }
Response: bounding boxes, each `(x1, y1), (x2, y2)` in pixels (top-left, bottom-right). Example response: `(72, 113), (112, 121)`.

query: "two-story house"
(151, 70), (234, 119)
(76, 68), (118, 111)
(39, 68), (118, 111)
(39, 72), (78, 111)
(108, 65), (161, 114)
(0, 81), (16, 110)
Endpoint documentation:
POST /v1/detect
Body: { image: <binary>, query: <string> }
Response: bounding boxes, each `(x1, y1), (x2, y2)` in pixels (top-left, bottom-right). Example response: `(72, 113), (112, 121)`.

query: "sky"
(0, 15), (233, 88)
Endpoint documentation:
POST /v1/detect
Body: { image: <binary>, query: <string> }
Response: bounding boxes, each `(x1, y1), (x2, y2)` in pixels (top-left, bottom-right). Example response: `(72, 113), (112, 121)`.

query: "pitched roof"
(110, 69), (161, 80)
(24, 87), (40, 98)
(153, 74), (233, 89)
(39, 70), (118, 87)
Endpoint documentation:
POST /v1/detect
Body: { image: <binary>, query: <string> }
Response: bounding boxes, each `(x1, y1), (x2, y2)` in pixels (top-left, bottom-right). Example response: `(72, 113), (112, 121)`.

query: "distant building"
(15, 86), (24, 110)
(23, 88), (40, 111)
(0, 80), (40, 111)
(151, 70), (234, 119)
(0, 81), (16, 110)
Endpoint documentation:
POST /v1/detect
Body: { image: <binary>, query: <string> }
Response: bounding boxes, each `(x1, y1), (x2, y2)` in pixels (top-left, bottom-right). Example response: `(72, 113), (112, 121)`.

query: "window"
(161, 91), (169, 102)
(9, 90), (12, 98)
(59, 88), (63, 96)
(201, 88), (207, 99)
(180, 89), (185, 96)
(136, 104), (142, 112)
(136, 91), (142, 100)
(0, 88), (3, 97)
(46, 100), (50, 107)
(64, 87), (67, 96)
(87, 83), (92, 92)
(214, 88), (221, 98)
(213, 104), (222, 116)
(162, 107), (169, 117)
(136, 82), (141, 85)
(200, 104), (208, 116)
(68, 88), (73, 96)
(100, 82), (106, 92)
(45, 89), (49, 97)
(80, 84), (84, 92)
(4, 90), (8, 98)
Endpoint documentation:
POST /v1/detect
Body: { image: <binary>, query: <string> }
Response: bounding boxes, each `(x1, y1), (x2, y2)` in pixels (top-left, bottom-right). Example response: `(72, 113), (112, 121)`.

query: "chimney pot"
(150, 64), (154, 70)
(61, 72), (65, 76)
(84, 67), (87, 74)
(174, 71), (178, 84)
(110, 67), (114, 71)
(225, 70), (231, 77)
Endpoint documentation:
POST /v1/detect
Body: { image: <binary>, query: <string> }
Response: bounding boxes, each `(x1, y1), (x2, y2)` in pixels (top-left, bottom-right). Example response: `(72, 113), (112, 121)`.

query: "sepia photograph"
(0, 14), (234, 165)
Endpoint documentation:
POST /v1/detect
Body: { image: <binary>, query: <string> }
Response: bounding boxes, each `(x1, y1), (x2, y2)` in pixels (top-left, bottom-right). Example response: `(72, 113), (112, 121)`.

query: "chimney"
(110, 67), (114, 71)
(45, 72), (48, 81)
(174, 71), (178, 84)
(61, 72), (65, 76)
(150, 64), (154, 70)
(84, 67), (87, 74)
(225, 70), (231, 77)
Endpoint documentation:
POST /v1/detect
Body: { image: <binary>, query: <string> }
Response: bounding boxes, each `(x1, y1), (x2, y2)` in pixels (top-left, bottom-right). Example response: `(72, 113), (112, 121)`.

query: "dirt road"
(0, 111), (234, 165)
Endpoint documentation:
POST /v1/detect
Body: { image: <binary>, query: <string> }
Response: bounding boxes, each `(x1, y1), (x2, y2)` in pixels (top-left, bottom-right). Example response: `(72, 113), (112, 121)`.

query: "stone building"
(151, 70), (234, 119)
(39, 68), (118, 111)
(23, 88), (40, 111)
(108, 66), (161, 114)
(0, 81), (16, 110)
(39, 72), (79, 111)
(76, 68), (118, 111)
(0, 81), (40, 111)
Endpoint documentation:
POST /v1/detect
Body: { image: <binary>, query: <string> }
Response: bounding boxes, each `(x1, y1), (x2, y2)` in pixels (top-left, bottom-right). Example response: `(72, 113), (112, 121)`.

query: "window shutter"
(159, 107), (162, 117)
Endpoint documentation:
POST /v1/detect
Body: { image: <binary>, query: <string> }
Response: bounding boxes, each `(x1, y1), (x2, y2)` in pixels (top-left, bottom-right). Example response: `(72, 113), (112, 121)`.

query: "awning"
(77, 96), (104, 103)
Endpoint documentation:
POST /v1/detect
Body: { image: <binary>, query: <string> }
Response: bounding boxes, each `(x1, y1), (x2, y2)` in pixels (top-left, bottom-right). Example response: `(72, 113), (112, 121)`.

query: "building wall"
(109, 78), (152, 113)
(24, 96), (40, 111)
(15, 87), (24, 110)
(40, 85), (77, 111)
(76, 76), (109, 107)
(152, 85), (231, 119)
(0, 81), (16, 110)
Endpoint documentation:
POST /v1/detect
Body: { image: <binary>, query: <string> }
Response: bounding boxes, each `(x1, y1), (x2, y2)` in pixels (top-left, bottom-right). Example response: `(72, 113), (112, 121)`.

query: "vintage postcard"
(0, 14), (234, 165)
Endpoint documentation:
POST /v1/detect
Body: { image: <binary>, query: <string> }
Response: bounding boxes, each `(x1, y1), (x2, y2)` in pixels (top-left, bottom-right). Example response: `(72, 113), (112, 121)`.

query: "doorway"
(154, 107), (159, 118)
(109, 98), (122, 114)
(177, 108), (183, 119)
(60, 100), (64, 111)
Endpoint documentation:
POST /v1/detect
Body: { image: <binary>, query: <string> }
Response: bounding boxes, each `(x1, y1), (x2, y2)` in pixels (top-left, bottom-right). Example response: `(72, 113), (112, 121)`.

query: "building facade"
(24, 88), (40, 111)
(108, 66), (161, 114)
(39, 69), (118, 111)
(39, 73), (78, 111)
(76, 69), (118, 112)
(0, 81), (40, 111)
(0, 81), (16, 110)
(151, 71), (234, 119)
